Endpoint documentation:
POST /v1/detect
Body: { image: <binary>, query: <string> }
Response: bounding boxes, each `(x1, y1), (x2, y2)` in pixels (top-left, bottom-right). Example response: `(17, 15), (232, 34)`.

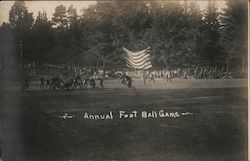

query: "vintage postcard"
(0, 0), (248, 161)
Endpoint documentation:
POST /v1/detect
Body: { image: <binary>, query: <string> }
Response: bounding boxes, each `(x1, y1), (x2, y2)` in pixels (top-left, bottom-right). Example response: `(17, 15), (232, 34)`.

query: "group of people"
(121, 66), (246, 80)
(23, 74), (105, 91)
(192, 66), (245, 79)
(22, 64), (246, 91)
(120, 74), (134, 88)
(41, 63), (247, 81)
(23, 71), (136, 91)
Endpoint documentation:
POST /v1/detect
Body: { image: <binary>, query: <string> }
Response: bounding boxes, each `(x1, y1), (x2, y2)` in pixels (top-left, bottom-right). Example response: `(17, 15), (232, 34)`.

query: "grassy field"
(1, 79), (248, 161)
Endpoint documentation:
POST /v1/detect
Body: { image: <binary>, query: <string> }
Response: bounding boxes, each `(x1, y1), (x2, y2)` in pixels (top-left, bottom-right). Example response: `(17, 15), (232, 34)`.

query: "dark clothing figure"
(99, 78), (104, 88)
(120, 74), (127, 84)
(143, 73), (147, 85)
(166, 68), (172, 82)
(84, 78), (89, 88)
(45, 79), (51, 90)
(149, 73), (155, 82)
(63, 79), (74, 90)
(126, 76), (133, 88)
(40, 77), (45, 90)
(90, 78), (96, 88)
(23, 77), (31, 91)
(52, 75), (63, 90)
(74, 75), (83, 89)
(51, 76), (56, 90)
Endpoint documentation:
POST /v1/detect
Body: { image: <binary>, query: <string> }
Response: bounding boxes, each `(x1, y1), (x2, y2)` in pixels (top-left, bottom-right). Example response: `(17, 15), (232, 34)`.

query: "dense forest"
(0, 0), (248, 70)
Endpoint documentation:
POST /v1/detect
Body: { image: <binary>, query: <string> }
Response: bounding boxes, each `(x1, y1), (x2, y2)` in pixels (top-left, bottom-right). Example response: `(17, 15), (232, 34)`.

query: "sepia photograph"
(0, 0), (248, 161)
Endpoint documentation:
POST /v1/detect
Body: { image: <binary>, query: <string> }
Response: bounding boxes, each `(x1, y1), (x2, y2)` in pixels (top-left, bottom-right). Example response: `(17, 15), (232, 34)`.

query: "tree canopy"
(0, 0), (248, 70)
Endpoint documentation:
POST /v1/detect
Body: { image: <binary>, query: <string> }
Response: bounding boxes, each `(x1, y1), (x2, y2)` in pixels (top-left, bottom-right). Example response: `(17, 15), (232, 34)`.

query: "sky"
(0, 1), (226, 25)
(0, 1), (97, 25)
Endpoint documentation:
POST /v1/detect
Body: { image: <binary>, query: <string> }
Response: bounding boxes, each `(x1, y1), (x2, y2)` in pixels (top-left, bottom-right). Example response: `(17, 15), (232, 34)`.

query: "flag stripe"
(126, 60), (152, 69)
(127, 53), (150, 62)
(127, 54), (150, 64)
(127, 63), (152, 70)
(129, 48), (150, 56)
(123, 47), (152, 70)
(124, 57), (150, 67)
(143, 64), (152, 69)
(123, 47), (150, 56)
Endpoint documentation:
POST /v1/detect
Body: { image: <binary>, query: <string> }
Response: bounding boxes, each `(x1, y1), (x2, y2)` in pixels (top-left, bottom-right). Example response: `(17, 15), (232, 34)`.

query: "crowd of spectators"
(25, 63), (247, 81)
(124, 66), (246, 80)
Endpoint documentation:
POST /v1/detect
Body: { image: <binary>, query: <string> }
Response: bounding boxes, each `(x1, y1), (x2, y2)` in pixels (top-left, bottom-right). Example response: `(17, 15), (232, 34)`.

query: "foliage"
(1, 0), (248, 69)
(220, 0), (248, 69)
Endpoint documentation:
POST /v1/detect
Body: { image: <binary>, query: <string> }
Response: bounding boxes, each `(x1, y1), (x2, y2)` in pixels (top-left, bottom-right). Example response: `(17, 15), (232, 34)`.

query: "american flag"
(122, 47), (152, 70)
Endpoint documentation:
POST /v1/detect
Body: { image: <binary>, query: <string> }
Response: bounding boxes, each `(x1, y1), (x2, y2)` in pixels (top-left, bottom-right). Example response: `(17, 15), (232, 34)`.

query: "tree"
(52, 5), (68, 29)
(9, 1), (33, 35)
(0, 23), (16, 66)
(7, 1), (232, 69)
(201, 0), (223, 66)
(149, 1), (189, 68)
(9, 1), (34, 63)
(67, 5), (78, 29)
(88, 2), (115, 68)
(66, 5), (82, 50)
(51, 5), (68, 52)
(220, 0), (248, 71)
(184, 2), (204, 66)
(29, 10), (55, 63)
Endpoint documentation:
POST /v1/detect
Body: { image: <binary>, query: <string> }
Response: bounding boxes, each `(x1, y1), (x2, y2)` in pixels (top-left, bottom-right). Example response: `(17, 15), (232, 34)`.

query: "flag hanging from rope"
(122, 47), (152, 69)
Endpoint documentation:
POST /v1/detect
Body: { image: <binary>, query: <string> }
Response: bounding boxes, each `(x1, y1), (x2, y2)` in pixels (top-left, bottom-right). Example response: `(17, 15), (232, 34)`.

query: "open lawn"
(1, 79), (248, 161)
